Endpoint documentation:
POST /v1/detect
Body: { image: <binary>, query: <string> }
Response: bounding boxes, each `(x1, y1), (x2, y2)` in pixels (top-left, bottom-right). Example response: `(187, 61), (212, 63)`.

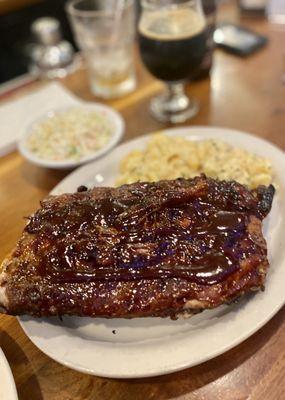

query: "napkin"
(0, 82), (82, 157)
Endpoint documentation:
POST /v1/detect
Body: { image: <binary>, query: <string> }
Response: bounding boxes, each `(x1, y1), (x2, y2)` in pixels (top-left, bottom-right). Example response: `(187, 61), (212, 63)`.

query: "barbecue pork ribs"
(0, 175), (275, 319)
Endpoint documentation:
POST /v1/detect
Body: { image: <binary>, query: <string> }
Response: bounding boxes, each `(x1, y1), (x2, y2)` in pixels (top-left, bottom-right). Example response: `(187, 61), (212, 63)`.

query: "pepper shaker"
(30, 17), (76, 79)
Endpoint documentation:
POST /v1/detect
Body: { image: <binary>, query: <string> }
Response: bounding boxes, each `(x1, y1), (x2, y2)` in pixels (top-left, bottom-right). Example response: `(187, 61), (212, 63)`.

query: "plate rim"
(19, 126), (285, 378)
(19, 298), (285, 379)
(0, 348), (18, 400)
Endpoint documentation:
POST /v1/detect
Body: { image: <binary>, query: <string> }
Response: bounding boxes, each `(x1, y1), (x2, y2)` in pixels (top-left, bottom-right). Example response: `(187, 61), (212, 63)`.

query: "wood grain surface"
(0, 3), (285, 399)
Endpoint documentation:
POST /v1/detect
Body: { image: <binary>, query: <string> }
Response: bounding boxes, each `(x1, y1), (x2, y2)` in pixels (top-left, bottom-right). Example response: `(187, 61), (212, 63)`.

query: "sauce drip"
(26, 189), (257, 286)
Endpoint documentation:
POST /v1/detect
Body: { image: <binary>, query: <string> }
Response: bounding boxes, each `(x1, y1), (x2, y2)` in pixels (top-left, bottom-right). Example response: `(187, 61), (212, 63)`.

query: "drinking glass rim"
(140, 0), (199, 10)
(66, 0), (134, 18)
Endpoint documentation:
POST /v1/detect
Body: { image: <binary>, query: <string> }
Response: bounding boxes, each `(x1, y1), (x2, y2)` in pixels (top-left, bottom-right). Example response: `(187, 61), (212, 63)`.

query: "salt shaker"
(30, 17), (75, 79)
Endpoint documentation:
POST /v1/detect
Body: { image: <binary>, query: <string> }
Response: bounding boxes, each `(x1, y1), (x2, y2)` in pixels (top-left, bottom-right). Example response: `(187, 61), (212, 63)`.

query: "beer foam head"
(139, 8), (206, 40)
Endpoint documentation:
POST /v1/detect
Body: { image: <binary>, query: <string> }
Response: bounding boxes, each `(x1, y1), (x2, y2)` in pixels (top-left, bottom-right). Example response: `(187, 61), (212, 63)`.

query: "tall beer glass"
(139, 0), (206, 123)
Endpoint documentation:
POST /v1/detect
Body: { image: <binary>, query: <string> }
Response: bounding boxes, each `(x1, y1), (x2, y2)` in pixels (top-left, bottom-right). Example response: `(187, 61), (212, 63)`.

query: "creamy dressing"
(26, 107), (114, 162)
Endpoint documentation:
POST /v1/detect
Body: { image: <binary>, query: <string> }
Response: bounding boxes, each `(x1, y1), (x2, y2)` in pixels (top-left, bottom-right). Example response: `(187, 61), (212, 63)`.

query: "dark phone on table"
(214, 23), (268, 56)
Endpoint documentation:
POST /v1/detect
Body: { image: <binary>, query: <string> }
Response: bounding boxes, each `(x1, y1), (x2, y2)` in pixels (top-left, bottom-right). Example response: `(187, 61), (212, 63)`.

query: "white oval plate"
(18, 103), (125, 169)
(0, 349), (18, 400)
(19, 127), (285, 378)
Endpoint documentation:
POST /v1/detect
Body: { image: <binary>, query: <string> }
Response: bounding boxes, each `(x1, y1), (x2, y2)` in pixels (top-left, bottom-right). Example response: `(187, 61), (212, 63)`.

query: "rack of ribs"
(0, 175), (275, 319)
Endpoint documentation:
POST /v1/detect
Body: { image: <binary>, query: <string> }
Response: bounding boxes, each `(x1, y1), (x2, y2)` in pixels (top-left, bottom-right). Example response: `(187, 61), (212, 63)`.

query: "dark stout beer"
(138, 8), (207, 82)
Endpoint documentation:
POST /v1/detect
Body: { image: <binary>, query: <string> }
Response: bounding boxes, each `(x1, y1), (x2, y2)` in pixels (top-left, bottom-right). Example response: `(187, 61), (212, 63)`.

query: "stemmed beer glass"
(138, 0), (207, 123)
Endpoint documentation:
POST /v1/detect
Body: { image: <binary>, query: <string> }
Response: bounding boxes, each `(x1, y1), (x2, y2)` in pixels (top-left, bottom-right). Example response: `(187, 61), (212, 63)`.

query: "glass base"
(90, 72), (136, 99)
(150, 86), (199, 124)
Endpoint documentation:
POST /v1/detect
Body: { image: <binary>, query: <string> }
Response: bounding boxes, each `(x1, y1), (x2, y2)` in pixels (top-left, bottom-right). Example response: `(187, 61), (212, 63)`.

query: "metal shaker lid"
(31, 17), (62, 46)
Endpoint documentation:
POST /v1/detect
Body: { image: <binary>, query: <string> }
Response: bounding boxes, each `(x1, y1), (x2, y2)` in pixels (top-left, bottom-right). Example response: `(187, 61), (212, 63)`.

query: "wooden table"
(1, 3), (285, 399)
(0, 0), (42, 15)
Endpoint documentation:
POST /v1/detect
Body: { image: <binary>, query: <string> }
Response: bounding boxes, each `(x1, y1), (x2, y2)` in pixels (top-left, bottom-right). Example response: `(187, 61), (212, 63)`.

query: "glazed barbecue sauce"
(26, 188), (258, 286)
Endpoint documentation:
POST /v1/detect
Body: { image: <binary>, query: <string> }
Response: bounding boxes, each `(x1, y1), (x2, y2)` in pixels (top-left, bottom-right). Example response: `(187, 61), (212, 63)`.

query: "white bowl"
(18, 103), (125, 169)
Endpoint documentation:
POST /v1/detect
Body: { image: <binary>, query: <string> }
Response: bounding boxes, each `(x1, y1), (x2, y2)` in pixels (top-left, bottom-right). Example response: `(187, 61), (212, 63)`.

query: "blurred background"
(0, 0), (74, 84)
(1, 0), (283, 87)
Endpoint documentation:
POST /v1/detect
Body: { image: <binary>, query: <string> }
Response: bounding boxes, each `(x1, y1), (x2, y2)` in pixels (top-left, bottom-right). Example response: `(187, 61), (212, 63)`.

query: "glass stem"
(165, 82), (190, 113)
(150, 81), (198, 123)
